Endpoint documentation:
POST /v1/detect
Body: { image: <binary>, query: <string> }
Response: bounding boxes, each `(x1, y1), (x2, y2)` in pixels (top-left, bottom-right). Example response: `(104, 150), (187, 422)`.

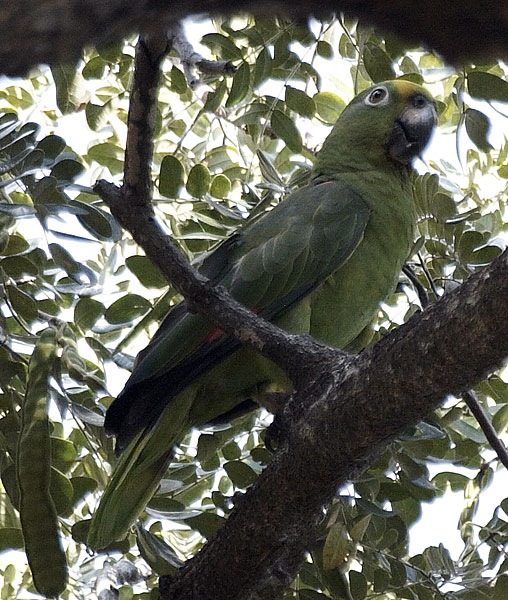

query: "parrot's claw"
(265, 415), (290, 452)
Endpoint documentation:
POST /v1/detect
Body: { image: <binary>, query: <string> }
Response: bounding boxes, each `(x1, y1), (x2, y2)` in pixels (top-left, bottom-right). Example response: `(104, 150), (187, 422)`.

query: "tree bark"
(2, 1), (508, 76)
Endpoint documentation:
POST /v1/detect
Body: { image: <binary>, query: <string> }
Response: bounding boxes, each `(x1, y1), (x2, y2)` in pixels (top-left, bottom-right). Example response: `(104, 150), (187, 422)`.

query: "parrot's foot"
(264, 414), (290, 453)
(260, 392), (291, 415)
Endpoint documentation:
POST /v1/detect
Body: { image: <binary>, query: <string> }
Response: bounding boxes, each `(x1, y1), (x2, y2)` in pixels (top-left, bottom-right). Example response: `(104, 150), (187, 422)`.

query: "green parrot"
(88, 80), (436, 549)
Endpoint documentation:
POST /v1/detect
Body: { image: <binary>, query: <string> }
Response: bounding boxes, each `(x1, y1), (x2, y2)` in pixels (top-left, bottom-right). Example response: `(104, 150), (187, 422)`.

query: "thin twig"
(463, 390), (508, 470)
(402, 264), (429, 308)
(167, 22), (236, 89)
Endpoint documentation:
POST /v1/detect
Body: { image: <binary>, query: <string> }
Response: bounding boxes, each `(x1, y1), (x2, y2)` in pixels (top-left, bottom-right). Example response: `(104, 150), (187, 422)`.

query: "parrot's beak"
(388, 98), (437, 164)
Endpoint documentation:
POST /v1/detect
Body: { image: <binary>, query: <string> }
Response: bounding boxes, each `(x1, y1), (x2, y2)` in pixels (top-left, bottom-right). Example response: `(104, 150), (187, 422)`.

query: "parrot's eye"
(365, 86), (389, 107)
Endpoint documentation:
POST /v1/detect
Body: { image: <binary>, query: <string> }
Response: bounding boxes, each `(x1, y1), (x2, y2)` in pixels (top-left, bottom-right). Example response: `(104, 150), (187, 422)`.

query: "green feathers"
(88, 80), (436, 549)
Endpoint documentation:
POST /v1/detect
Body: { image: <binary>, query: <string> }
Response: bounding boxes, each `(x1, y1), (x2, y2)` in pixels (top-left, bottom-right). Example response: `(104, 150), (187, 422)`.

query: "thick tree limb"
(158, 248), (508, 600)
(2, 1), (508, 76)
(403, 265), (508, 469)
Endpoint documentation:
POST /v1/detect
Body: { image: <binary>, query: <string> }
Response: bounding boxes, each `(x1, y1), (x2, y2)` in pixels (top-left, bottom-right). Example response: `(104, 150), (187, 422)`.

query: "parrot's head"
(313, 80), (437, 176)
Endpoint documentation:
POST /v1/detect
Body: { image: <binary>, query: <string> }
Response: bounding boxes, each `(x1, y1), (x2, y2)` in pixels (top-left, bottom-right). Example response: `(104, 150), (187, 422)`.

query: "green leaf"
(51, 63), (86, 114)
(222, 441), (241, 460)
(0, 528), (24, 552)
(185, 512), (225, 538)
(50, 467), (74, 515)
(494, 574), (508, 600)
(323, 523), (351, 569)
(51, 438), (78, 465)
(105, 294), (151, 324)
(226, 63), (250, 107)
(431, 192), (456, 223)
(339, 33), (356, 59)
(492, 404), (508, 433)
(85, 101), (113, 131)
(186, 164), (211, 198)
(210, 174), (231, 199)
(71, 199), (118, 241)
(432, 471), (471, 492)
(36, 135), (66, 160)
(51, 158), (85, 182)
(1, 86), (34, 110)
(0, 255), (38, 278)
(464, 108), (493, 153)
(299, 591), (330, 600)
(349, 570), (368, 600)
(159, 155), (184, 198)
(7, 286), (38, 322)
(170, 67), (187, 95)
(373, 568), (390, 593)
(70, 477), (98, 507)
(253, 47), (272, 88)
(314, 92), (345, 124)
(203, 78), (227, 112)
(87, 142), (124, 173)
(285, 86), (316, 118)
(196, 434), (220, 464)
(316, 40), (333, 58)
(270, 110), (302, 153)
(224, 460), (258, 488)
(257, 149), (284, 186)
(49, 243), (83, 279)
(136, 525), (183, 576)
(350, 514), (372, 542)
(82, 56), (108, 80)
(448, 419), (486, 443)
(457, 230), (485, 260)
(2, 233), (29, 256)
(234, 102), (269, 126)
(467, 71), (508, 103)
(74, 297), (104, 330)
(201, 33), (243, 60)
(126, 255), (167, 288)
(363, 42), (395, 82)
(469, 245), (502, 265)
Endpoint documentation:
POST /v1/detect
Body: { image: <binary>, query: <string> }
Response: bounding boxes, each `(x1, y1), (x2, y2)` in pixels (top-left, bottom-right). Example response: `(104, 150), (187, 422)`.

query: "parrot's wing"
(105, 180), (370, 448)
(89, 180), (370, 549)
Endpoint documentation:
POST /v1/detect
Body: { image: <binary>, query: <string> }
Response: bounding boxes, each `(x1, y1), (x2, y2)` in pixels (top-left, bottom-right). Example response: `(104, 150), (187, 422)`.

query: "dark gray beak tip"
(389, 100), (437, 164)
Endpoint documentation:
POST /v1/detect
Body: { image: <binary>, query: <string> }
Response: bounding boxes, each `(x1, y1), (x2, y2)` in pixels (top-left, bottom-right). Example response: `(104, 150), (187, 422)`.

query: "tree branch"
(95, 35), (337, 385)
(167, 22), (236, 89)
(159, 248), (508, 600)
(2, 1), (508, 76)
(94, 179), (339, 385)
(463, 390), (508, 471)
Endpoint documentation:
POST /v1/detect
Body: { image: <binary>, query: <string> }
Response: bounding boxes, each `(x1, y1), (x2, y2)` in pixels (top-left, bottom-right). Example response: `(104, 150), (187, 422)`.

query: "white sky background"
(2, 14), (508, 593)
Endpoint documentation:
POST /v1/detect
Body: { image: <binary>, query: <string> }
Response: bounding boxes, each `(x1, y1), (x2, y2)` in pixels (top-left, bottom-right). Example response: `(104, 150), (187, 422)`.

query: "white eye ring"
(365, 85), (390, 107)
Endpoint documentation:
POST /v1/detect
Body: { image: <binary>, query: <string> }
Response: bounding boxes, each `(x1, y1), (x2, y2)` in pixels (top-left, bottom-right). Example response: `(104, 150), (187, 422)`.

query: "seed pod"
(17, 326), (68, 597)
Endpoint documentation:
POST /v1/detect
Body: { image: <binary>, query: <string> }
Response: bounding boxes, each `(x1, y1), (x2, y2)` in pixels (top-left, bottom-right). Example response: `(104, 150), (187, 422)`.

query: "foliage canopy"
(1, 13), (508, 600)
